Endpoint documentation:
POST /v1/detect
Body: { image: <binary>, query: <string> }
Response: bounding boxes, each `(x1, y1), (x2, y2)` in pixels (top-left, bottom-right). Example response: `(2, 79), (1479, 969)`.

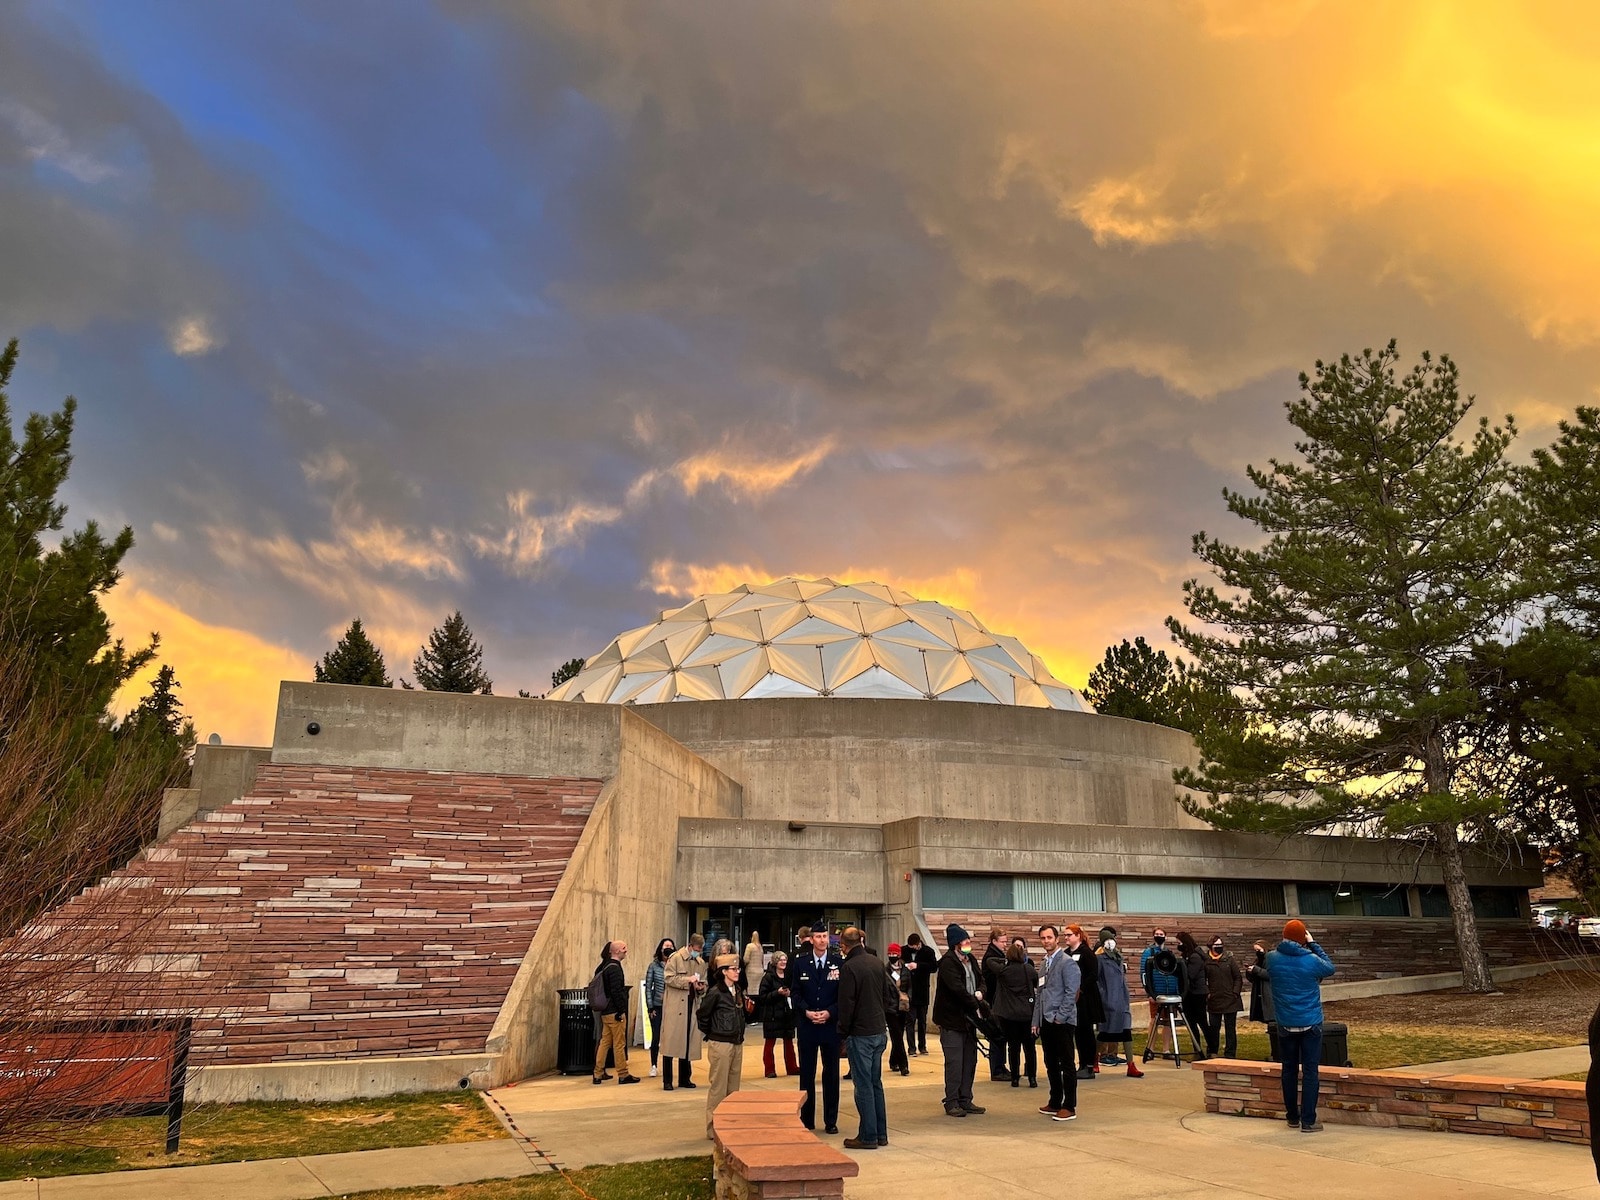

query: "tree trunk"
(1435, 820), (1494, 993)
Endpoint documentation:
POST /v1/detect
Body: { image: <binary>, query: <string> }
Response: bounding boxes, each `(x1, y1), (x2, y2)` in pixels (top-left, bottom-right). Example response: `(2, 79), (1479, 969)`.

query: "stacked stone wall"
(1198, 1059), (1589, 1144)
(30, 764), (600, 1065)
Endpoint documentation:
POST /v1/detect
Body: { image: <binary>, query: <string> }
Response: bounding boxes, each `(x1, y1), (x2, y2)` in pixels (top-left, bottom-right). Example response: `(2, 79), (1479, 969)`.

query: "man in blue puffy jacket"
(1266, 919), (1336, 1133)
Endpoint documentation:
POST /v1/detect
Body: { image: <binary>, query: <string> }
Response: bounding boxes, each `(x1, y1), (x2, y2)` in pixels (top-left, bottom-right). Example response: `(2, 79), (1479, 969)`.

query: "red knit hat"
(1283, 919), (1309, 944)
(887, 943), (902, 956)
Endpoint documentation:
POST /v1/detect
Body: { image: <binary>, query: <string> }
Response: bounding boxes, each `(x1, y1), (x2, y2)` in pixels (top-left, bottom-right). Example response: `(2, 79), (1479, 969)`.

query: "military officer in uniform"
(790, 920), (843, 1134)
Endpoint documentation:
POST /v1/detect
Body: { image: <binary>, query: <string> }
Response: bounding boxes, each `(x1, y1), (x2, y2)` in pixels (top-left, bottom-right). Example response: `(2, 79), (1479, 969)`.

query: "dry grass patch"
(348, 1156), (714, 1200)
(0, 1090), (504, 1181)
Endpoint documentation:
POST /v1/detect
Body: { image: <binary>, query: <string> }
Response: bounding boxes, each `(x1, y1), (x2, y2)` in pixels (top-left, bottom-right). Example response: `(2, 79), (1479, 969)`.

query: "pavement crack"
(294, 1156), (337, 1196)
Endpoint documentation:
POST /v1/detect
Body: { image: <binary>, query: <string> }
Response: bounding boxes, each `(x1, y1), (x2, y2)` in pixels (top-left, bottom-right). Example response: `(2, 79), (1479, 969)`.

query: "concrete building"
(29, 581), (1556, 1101)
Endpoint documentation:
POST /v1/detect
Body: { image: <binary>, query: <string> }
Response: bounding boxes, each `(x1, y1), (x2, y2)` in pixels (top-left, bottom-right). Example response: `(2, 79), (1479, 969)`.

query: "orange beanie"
(1282, 919), (1309, 944)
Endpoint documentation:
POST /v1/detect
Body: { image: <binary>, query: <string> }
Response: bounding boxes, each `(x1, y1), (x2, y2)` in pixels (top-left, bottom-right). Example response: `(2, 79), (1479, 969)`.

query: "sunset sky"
(7, 1), (1600, 744)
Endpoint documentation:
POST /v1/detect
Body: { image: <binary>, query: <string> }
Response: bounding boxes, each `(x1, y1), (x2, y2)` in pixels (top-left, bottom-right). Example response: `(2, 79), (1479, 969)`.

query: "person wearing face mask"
(991, 937), (1037, 1089)
(1139, 928), (1181, 1063)
(1201, 936), (1245, 1059)
(1094, 927), (1143, 1078)
(933, 923), (990, 1118)
(884, 944), (911, 1076)
(1176, 932), (1210, 1060)
(660, 933), (706, 1091)
(758, 951), (799, 1078)
(645, 937), (675, 1078)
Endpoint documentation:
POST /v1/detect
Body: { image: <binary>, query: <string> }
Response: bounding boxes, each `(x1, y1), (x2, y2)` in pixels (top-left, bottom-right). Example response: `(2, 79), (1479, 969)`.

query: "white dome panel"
(544, 577), (1092, 712)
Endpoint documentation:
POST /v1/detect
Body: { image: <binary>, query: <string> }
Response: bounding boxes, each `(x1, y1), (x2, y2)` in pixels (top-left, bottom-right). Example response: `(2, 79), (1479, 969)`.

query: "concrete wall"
(632, 698), (1204, 829)
(157, 744), (271, 839)
(273, 682), (625, 779)
(484, 710), (743, 1082)
(189, 1052), (495, 1104)
(675, 820), (884, 905)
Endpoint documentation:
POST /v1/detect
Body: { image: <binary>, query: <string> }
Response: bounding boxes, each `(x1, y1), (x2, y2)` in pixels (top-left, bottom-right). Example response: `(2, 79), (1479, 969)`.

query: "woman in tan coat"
(742, 930), (765, 991)
(660, 933), (706, 1090)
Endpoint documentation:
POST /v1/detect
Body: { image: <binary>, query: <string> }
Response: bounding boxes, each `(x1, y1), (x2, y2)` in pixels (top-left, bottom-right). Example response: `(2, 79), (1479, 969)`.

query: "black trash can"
(557, 988), (595, 1075)
(1268, 1022), (1350, 1068)
(1322, 1021), (1351, 1068)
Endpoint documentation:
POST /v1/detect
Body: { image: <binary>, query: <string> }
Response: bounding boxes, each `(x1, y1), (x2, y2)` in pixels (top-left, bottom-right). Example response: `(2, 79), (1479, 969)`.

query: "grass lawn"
(0, 1090), (504, 1181)
(348, 1157), (714, 1200)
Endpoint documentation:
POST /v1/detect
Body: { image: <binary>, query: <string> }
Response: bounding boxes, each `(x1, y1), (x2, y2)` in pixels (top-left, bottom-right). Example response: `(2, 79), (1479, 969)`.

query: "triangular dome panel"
(544, 578), (1091, 711)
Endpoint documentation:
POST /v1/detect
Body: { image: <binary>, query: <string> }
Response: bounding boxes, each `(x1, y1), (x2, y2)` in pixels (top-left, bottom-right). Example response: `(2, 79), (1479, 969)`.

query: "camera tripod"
(1143, 996), (1199, 1068)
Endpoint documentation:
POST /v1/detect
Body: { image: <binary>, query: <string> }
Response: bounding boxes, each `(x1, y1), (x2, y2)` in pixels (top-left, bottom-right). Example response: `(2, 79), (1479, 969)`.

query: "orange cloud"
(627, 437), (837, 505)
(104, 576), (305, 745)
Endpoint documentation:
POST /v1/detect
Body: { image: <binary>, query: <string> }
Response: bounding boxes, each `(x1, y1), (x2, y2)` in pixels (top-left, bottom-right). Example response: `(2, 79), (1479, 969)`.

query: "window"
(921, 874), (1014, 910)
(1418, 886), (1524, 920)
(1202, 881), (1287, 915)
(1297, 883), (1407, 918)
(1014, 876), (1105, 912)
(1117, 879), (1203, 914)
(921, 874), (1104, 912)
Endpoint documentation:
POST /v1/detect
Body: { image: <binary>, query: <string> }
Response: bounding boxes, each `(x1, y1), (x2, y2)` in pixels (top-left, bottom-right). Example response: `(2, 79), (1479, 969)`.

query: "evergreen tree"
(1521, 406), (1600, 630)
(314, 619), (393, 687)
(1167, 343), (1526, 993)
(412, 610), (492, 694)
(1476, 623), (1600, 897)
(121, 665), (195, 749)
(552, 657), (586, 689)
(0, 338), (154, 711)
(0, 337), (190, 923)
(1083, 637), (1233, 734)
(1478, 408), (1600, 901)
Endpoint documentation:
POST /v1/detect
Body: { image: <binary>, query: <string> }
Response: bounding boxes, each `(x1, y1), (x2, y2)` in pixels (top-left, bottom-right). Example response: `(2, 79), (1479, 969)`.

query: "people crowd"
(586, 917), (1334, 1148)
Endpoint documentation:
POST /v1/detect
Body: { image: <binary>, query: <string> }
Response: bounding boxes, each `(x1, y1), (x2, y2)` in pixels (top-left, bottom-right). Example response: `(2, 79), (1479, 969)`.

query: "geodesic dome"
(546, 577), (1091, 710)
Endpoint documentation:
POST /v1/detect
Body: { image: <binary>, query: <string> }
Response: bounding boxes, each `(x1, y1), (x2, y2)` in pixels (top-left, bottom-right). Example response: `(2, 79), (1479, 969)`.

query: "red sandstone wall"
(33, 764), (601, 1065)
(922, 910), (1592, 985)
(1200, 1060), (1590, 1144)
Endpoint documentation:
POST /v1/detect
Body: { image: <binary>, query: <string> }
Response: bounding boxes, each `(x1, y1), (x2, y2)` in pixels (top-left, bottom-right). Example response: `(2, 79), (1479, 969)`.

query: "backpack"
(588, 967), (611, 1013)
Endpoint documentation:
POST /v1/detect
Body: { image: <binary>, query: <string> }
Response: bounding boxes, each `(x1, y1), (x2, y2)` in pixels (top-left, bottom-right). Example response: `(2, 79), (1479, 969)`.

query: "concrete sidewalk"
(1394, 1043), (1588, 1080)
(5, 1041), (1593, 1200)
(494, 1044), (1597, 1199)
(0, 1139), (536, 1200)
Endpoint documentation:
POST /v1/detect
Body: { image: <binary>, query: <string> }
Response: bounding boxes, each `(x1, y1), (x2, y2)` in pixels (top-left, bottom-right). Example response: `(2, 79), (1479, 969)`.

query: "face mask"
(1103, 939), (1116, 951)
(1153, 936), (1165, 946)
(1211, 946), (1223, 955)
(689, 949), (701, 959)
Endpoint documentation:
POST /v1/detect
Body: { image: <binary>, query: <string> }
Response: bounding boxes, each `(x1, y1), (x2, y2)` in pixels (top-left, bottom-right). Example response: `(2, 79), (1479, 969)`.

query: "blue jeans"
(845, 1033), (888, 1143)
(1279, 1025), (1322, 1128)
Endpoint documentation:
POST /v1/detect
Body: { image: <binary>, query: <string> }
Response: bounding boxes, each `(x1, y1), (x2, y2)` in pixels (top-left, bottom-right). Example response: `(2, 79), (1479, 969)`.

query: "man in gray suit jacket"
(1031, 923), (1082, 1122)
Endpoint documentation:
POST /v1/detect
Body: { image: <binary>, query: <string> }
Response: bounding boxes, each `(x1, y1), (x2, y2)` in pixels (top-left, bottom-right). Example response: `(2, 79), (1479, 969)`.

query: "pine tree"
(122, 665), (194, 747)
(1167, 342), (1526, 993)
(314, 619), (393, 687)
(0, 337), (190, 922)
(412, 611), (492, 694)
(0, 338), (154, 711)
(1477, 407), (1600, 901)
(552, 657), (585, 689)
(1083, 637), (1234, 734)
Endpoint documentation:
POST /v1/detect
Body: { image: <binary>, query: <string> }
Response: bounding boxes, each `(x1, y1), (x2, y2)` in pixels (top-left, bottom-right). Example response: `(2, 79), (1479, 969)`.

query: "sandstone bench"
(1194, 1058), (1590, 1145)
(710, 1090), (860, 1200)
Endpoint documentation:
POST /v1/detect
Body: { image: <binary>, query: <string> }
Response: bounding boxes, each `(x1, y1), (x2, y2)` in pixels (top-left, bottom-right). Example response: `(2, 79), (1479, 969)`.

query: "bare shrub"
(0, 639), (227, 1145)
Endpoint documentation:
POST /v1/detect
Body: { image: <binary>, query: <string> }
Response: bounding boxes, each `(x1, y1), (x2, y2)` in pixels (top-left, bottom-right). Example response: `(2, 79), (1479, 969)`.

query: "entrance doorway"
(687, 904), (869, 969)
